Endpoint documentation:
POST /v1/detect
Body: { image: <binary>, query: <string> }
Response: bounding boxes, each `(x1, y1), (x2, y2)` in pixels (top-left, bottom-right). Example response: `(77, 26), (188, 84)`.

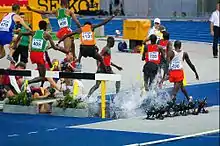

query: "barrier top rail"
(0, 69), (121, 81)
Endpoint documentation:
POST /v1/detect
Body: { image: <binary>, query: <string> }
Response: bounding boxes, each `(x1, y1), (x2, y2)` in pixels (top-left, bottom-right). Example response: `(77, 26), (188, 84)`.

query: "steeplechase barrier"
(0, 69), (121, 118)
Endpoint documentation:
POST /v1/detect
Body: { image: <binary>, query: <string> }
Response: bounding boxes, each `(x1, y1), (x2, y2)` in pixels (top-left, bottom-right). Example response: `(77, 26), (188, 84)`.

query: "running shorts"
(169, 70), (184, 83)
(30, 51), (45, 65)
(56, 27), (72, 39)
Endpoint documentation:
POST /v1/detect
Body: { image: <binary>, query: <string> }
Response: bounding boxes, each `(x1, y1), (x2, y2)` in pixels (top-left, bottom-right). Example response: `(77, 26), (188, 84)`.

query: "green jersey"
(19, 23), (31, 47)
(57, 8), (71, 29)
(31, 30), (47, 52)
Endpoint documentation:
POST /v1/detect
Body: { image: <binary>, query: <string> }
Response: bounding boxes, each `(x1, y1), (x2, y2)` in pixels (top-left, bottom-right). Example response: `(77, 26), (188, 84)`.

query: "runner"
(0, 4), (32, 61)
(58, 10), (119, 70)
(12, 12), (32, 65)
(158, 31), (172, 87)
(166, 40), (199, 101)
(13, 20), (67, 90)
(26, 0), (81, 57)
(142, 34), (165, 91)
(87, 37), (123, 98)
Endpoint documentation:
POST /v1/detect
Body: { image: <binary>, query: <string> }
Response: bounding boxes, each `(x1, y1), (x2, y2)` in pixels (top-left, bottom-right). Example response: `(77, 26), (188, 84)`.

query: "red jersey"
(145, 44), (161, 65)
(159, 39), (169, 56)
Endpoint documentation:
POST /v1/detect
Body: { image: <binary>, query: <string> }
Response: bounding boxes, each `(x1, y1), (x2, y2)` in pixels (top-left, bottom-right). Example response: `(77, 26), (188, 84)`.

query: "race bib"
(170, 60), (181, 70)
(148, 52), (159, 60)
(58, 18), (68, 28)
(32, 39), (43, 49)
(0, 20), (10, 29)
(82, 32), (93, 41)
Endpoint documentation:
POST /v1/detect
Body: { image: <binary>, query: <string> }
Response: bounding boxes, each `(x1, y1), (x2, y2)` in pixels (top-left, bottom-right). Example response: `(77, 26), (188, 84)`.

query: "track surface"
(0, 40), (219, 146)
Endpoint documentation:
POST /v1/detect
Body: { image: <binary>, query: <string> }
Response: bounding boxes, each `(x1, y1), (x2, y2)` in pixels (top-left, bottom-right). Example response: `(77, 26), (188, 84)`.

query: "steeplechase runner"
(0, 4), (32, 62)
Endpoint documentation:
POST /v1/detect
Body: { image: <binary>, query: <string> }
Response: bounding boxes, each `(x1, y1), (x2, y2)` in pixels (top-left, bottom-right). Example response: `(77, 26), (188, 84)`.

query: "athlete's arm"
(12, 31), (34, 49)
(159, 46), (165, 60)
(13, 15), (32, 31)
(111, 62), (123, 71)
(142, 45), (148, 61)
(26, 5), (56, 15)
(92, 15), (115, 30)
(58, 28), (82, 44)
(167, 41), (173, 52)
(44, 32), (68, 54)
(69, 11), (81, 28)
(183, 52), (199, 80)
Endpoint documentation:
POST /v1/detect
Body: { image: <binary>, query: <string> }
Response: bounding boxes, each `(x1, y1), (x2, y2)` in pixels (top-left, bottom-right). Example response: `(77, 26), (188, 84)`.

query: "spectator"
(143, 18), (162, 44)
(0, 62), (26, 98)
(209, 2), (219, 58)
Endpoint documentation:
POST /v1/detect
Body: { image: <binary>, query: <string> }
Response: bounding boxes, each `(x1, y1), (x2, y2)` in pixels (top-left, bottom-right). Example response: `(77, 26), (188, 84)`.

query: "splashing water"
(111, 75), (172, 119)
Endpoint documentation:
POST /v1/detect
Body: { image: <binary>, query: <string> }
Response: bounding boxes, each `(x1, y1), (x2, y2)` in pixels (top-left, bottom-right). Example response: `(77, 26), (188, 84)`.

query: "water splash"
(111, 75), (171, 119)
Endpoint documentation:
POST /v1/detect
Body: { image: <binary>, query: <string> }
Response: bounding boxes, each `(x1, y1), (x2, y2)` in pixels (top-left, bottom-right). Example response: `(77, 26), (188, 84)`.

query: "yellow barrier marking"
(101, 80), (106, 118)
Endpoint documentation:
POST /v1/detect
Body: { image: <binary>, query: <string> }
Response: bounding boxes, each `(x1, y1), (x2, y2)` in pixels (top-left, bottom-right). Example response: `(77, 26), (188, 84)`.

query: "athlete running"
(0, 4), (32, 61)
(166, 40), (199, 101)
(87, 37), (122, 98)
(26, 0), (81, 57)
(158, 31), (172, 87)
(13, 20), (67, 90)
(58, 10), (119, 70)
(142, 34), (165, 91)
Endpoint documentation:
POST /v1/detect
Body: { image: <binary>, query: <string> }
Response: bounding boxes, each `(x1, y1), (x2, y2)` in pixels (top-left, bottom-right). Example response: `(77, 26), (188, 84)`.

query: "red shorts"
(56, 27), (72, 39)
(169, 70), (184, 83)
(30, 52), (45, 65)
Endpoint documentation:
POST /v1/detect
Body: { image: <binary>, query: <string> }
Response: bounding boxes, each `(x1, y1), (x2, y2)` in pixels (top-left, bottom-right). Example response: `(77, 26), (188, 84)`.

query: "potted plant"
(52, 93), (89, 117)
(3, 92), (37, 114)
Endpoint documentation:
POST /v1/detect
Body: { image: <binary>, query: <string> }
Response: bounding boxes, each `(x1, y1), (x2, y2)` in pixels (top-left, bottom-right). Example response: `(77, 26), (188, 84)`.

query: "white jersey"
(0, 12), (16, 33)
(169, 50), (184, 70)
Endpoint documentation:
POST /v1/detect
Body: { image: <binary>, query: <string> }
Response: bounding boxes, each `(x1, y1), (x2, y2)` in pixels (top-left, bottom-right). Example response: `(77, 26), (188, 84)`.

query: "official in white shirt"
(143, 18), (163, 44)
(209, 2), (219, 58)
(148, 18), (163, 40)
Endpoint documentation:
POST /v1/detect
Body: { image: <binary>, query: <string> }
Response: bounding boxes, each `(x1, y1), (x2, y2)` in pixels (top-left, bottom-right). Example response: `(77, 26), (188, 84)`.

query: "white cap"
(154, 18), (161, 24)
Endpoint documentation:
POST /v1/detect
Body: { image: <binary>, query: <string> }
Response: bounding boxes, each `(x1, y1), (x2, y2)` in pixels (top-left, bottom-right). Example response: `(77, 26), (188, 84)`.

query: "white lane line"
(28, 131), (38, 135)
(8, 134), (19, 137)
(46, 128), (58, 132)
(124, 129), (220, 146)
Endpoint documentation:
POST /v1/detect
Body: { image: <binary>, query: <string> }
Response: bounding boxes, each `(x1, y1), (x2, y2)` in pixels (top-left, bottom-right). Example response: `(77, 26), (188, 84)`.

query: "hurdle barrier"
(0, 69), (121, 118)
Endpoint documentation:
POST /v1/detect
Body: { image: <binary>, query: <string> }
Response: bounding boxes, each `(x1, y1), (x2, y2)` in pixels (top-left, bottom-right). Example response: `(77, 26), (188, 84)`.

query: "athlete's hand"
(117, 66), (123, 71)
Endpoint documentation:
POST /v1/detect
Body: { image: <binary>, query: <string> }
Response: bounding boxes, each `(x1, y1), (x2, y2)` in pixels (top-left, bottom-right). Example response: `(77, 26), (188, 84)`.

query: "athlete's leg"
(180, 82), (191, 101)
(115, 81), (120, 94)
(171, 81), (182, 101)
(28, 64), (46, 85)
(87, 81), (101, 98)
(63, 37), (72, 53)
(70, 37), (76, 58)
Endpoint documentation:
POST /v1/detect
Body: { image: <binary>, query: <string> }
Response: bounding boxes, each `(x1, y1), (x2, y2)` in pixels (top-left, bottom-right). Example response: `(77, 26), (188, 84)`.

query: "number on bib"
(0, 20), (10, 29)
(170, 59), (181, 70)
(82, 32), (93, 41)
(148, 52), (159, 60)
(32, 39), (43, 49)
(58, 18), (68, 28)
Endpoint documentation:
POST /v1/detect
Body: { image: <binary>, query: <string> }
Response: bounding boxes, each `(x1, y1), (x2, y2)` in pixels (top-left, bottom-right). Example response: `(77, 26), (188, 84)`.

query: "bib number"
(58, 18), (68, 28)
(148, 52), (159, 60)
(170, 60), (181, 70)
(0, 20), (10, 29)
(82, 32), (93, 41)
(32, 39), (43, 49)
